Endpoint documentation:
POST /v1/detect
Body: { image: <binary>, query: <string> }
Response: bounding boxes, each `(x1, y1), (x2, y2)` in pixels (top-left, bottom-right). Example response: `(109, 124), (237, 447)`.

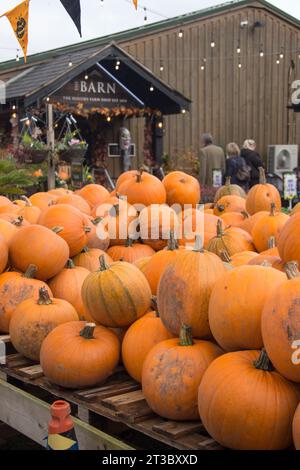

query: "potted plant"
(56, 131), (88, 163)
(21, 133), (49, 164)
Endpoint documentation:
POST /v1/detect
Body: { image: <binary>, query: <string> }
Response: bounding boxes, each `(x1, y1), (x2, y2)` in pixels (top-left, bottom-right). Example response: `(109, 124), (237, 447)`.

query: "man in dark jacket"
(240, 139), (265, 187)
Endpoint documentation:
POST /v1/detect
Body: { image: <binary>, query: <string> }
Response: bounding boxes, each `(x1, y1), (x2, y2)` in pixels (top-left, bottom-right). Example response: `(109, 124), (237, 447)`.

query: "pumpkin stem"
(22, 264), (38, 279)
(99, 255), (110, 271)
(66, 259), (75, 269)
(125, 238), (134, 247)
(270, 203), (276, 216)
(93, 217), (103, 225)
(285, 261), (300, 280)
(80, 323), (96, 339)
(225, 176), (231, 186)
(241, 211), (249, 219)
(52, 226), (64, 235)
(258, 167), (267, 185)
(82, 246), (89, 253)
(216, 219), (224, 237)
(179, 325), (194, 346)
(216, 205), (225, 213)
(193, 235), (204, 252)
(110, 204), (120, 217)
(253, 348), (274, 371)
(167, 231), (179, 251)
(268, 236), (276, 249)
(220, 250), (232, 263)
(21, 195), (32, 207)
(151, 295), (158, 312)
(261, 260), (272, 268)
(12, 216), (24, 227)
(84, 226), (92, 233)
(136, 170), (143, 183)
(37, 287), (52, 306)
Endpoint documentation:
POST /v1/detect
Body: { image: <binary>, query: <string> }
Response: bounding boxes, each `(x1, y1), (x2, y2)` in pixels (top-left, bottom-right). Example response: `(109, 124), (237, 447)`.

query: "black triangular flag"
(60, 0), (82, 37)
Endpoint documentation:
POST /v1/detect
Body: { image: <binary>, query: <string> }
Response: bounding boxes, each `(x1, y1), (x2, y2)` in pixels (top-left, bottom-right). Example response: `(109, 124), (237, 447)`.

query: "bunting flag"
(1, 0), (29, 62)
(60, 0), (82, 37)
(133, 0), (138, 10)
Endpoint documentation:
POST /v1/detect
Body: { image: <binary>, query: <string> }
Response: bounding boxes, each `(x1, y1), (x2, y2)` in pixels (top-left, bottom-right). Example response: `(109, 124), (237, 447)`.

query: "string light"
(150, 85), (154, 92)
(201, 64), (205, 71)
(84, 74), (89, 80)
(12, 113), (17, 119)
(181, 109), (186, 114)
(276, 57), (280, 64)
(158, 121), (163, 129)
(144, 7), (147, 22)
(16, 52), (19, 62)
(238, 62), (242, 69)
(12, 105), (16, 110)
(178, 29), (184, 38)
(260, 49), (264, 57)
(237, 41), (241, 54)
(69, 60), (73, 67)
(107, 116), (111, 122)
(160, 63), (164, 71)
(280, 48), (284, 59)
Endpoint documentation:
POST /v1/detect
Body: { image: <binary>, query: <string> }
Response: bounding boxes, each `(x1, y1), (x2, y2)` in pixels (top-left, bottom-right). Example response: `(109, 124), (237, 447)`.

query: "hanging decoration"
(60, 0), (82, 37)
(133, 0), (138, 9)
(0, 0), (29, 62)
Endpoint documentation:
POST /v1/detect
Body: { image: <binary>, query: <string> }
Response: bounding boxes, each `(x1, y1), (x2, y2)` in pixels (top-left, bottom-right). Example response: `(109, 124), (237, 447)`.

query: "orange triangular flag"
(133, 0), (138, 10)
(4, 0), (29, 62)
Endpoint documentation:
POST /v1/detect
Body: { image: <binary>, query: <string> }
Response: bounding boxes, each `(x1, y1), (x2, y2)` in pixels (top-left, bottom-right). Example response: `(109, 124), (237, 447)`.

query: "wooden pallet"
(0, 335), (222, 451)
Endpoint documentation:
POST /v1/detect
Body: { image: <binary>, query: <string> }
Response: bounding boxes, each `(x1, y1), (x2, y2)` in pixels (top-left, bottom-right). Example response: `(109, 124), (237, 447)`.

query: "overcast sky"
(0, 0), (300, 62)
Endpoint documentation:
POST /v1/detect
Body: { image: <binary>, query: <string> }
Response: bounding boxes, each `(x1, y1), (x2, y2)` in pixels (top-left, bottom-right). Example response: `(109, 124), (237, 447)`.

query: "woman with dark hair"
(240, 139), (265, 188)
(225, 142), (250, 190)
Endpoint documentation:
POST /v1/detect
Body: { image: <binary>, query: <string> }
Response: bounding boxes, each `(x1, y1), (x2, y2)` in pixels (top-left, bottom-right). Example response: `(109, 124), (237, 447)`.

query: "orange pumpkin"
(115, 170), (139, 191)
(101, 201), (138, 247)
(10, 287), (79, 361)
(246, 167), (281, 215)
(229, 250), (258, 267)
(133, 256), (152, 272)
(213, 195), (246, 216)
(0, 235), (8, 274)
(157, 238), (226, 338)
(261, 262), (300, 383)
(0, 265), (52, 333)
(162, 171), (201, 208)
(29, 192), (57, 211)
(85, 217), (110, 251)
(10, 225), (70, 280)
(139, 204), (179, 251)
(56, 194), (91, 215)
(77, 184), (110, 209)
(48, 259), (92, 322)
(73, 247), (112, 272)
(239, 210), (269, 235)
(252, 203), (289, 252)
(248, 253), (283, 269)
(39, 204), (92, 256)
(198, 349), (300, 450)
(82, 256), (152, 327)
(0, 196), (13, 209)
(142, 234), (180, 295)
(0, 219), (19, 247)
(118, 171), (166, 207)
(142, 325), (223, 420)
(209, 265), (286, 351)
(207, 221), (255, 257)
(220, 211), (249, 228)
(40, 322), (120, 389)
(92, 194), (124, 219)
(122, 310), (174, 382)
(107, 239), (155, 263)
(293, 404), (300, 450)
(214, 177), (246, 202)
(278, 213), (300, 266)
(17, 196), (41, 224)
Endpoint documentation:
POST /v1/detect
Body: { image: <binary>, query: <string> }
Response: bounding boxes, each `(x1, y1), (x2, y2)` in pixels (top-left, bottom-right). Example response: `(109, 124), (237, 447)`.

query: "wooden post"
(46, 104), (56, 190)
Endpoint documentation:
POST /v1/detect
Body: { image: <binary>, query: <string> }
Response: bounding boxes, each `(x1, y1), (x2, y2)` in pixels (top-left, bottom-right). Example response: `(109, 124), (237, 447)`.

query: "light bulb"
(178, 30), (183, 38)
(211, 41), (215, 48)
(150, 85), (154, 92)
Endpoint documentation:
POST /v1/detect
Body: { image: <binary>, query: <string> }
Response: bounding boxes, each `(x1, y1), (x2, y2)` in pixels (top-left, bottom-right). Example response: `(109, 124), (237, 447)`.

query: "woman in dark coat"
(224, 142), (249, 191)
(240, 139), (265, 188)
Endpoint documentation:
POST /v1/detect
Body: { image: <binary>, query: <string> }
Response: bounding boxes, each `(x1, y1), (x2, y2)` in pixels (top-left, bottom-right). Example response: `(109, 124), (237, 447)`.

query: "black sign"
(51, 66), (143, 109)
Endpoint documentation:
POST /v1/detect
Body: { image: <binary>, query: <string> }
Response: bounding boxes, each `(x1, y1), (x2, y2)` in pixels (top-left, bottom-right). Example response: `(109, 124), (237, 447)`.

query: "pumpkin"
(92, 193), (125, 219)
(162, 171), (201, 208)
(252, 203), (289, 252)
(213, 195), (246, 216)
(214, 177), (246, 202)
(107, 239), (155, 263)
(48, 188), (73, 197)
(198, 349), (300, 450)
(260, 236), (279, 257)
(220, 211), (249, 228)
(39, 204), (92, 257)
(142, 325), (223, 420)
(0, 265), (52, 333)
(229, 250), (258, 267)
(177, 209), (220, 249)
(139, 204), (179, 251)
(118, 171), (166, 207)
(209, 265), (286, 351)
(48, 259), (92, 322)
(133, 256), (152, 272)
(0, 196), (13, 209)
(10, 225), (70, 280)
(115, 170), (138, 191)
(157, 237), (226, 338)
(239, 210), (269, 235)
(17, 196), (41, 224)
(0, 236), (8, 274)
(101, 202), (138, 247)
(246, 167), (281, 215)
(248, 253), (283, 269)
(77, 184), (110, 209)
(291, 202), (300, 216)
(29, 192), (56, 211)
(56, 194), (91, 215)
(278, 213), (300, 266)
(82, 256), (152, 327)
(40, 322), (120, 389)
(73, 247), (112, 272)
(261, 262), (300, 383)
(293, 404), (300, 450)
(0, 214), (29, 227)
(85, 217), (110, 251)
(9, 287), (79, 361)
(142, 234), (180, 295)
(0, 219), (19, 247)
(207, 221), (255, 257)
(122, 309), (174, 382)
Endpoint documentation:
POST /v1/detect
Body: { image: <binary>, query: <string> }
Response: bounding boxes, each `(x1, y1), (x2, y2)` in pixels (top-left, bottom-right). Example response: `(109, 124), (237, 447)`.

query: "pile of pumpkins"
(1, 167), (300, 450)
